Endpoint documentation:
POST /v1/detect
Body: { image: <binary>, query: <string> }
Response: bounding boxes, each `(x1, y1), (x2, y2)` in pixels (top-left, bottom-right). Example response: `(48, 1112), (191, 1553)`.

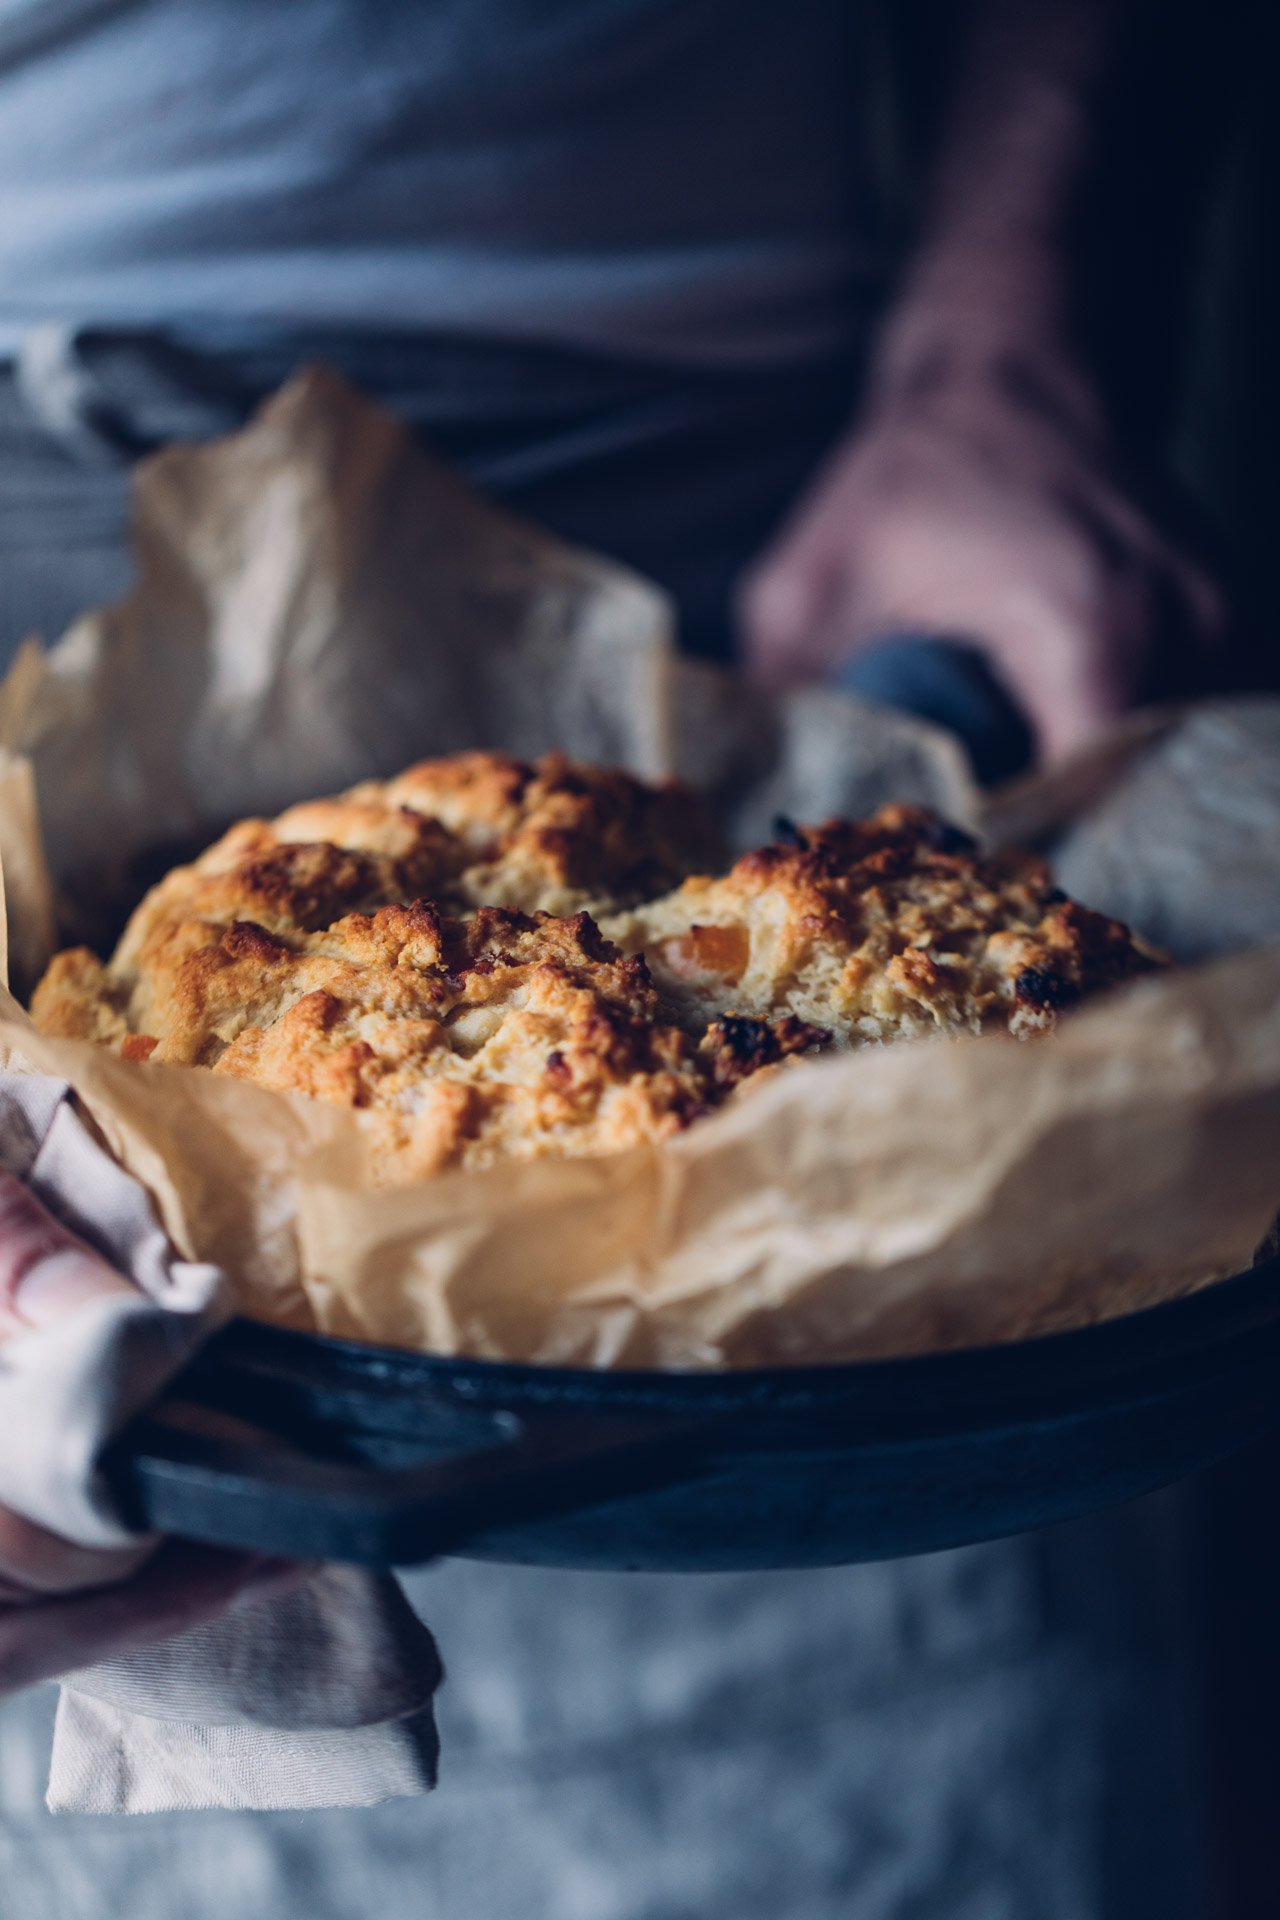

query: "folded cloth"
(51, 1567), (443, 1814)
(0, 1065), (442, 1814)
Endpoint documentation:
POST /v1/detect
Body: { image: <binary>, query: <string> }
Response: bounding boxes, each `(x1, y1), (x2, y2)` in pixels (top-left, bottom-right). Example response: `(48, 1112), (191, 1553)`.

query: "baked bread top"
(607, 805), (1155, 1044)
(349, 748), (720, 915)
(30, 758), (1156, 1185)
(109, 748), (715, 966)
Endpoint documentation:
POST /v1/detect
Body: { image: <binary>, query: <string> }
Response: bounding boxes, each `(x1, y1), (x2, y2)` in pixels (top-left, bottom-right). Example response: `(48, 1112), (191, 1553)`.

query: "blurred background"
(882, 0), (1276, 693)
(892, 11), (1280, 1910)
(0, 1), (1275, 1915)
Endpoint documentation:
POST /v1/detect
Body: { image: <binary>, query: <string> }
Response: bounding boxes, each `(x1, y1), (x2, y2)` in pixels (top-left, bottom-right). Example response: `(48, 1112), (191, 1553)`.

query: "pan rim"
(207, 1253), (1280, 1421)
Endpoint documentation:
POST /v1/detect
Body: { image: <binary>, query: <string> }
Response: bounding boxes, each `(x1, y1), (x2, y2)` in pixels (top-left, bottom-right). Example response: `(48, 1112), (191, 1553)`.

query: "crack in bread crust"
(30, 769), (1157, 1186)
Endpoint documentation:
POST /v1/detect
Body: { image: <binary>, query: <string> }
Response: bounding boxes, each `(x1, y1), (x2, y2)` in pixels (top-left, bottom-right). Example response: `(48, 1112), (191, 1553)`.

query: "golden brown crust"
(171, 903), (706, 1179)
(31, 754), (720, 1185)
(30, 774), (1158, 1187)
(351, 749), (719, 915)
(606, 805), (1156, 1045)
(30, 947), (131, 1049)
(101, 751), (715, 985)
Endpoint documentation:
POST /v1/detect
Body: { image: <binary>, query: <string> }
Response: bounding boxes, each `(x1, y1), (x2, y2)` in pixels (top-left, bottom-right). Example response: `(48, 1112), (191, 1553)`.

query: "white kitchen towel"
(0, 1066), (442, 1814)
(50, 1568), (443, 1814)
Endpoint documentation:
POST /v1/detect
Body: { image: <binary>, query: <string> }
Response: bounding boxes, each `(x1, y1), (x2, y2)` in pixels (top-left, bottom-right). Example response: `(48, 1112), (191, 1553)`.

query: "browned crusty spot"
(375, 750), (536, 840)
(222, 919), (292, 965)
(699, 1013), (830, 1093)
(120, 1033), (159, 1062)
(359, 749), (720, 915)
(218, 991), (386, 1108)
(1012, 964), (1073, 1012)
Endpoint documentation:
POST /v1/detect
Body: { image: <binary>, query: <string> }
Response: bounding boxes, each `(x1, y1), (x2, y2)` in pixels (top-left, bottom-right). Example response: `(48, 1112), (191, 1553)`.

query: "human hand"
(740, 343), (1226, 761)
(0, 1174), (289, 1695)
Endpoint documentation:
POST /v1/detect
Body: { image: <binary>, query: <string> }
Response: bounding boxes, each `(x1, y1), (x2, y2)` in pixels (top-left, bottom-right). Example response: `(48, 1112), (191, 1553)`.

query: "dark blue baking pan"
(102, 1248), (1280, 1572)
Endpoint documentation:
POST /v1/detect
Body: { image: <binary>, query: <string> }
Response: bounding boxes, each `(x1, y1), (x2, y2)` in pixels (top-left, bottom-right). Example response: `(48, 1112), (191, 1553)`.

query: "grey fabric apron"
(0, 328), (1210, 1920)
(0, 1508), (1209, 1920)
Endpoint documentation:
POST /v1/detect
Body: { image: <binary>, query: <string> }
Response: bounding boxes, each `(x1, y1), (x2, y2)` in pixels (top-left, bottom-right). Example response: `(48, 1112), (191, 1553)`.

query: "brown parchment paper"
(1, 368), (1277, 1369)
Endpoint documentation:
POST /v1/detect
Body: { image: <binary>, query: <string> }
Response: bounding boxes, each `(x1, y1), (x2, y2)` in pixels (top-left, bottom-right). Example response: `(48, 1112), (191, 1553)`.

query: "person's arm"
(743, 0), (1235, 760)
(0, 1177), (279, 1695)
